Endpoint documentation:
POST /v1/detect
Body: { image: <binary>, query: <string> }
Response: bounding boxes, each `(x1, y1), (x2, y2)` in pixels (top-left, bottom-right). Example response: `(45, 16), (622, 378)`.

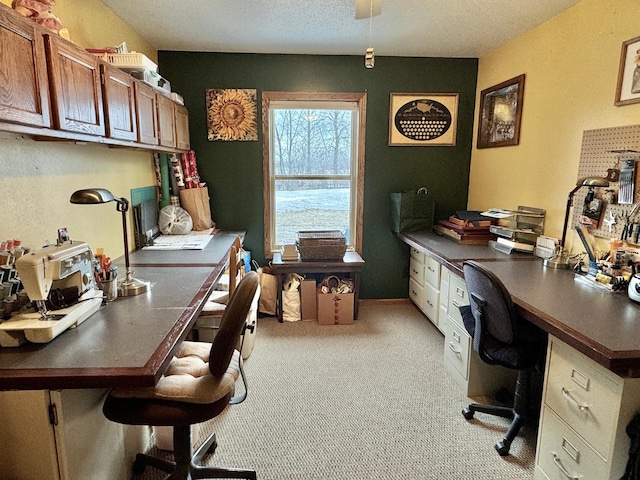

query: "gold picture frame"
(388, 93), (458, 146)
(615, 35), (640, 106)
(477, 74), (525, 149)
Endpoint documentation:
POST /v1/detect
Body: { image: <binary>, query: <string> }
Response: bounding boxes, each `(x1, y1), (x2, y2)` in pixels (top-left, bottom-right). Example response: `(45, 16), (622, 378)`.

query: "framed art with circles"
(389, 93), (458, 146)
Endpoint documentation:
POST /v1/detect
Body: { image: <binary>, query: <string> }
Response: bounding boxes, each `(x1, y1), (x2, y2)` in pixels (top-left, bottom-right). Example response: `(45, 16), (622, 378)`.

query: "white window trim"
(262, 91), (367, 258)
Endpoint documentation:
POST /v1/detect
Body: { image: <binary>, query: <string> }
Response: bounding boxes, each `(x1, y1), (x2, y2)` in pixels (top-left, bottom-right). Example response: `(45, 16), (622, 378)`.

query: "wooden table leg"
(276, 273), (284, 322)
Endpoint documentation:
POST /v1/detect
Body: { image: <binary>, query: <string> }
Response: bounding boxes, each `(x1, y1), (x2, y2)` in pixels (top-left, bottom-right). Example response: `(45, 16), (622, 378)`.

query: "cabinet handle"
(455, 286), (465, 298)
(426, 300), (433, 307)
(451, 300), (461, 308)
(552, 453), (580, 480)
(561, 387), (589, 412)
(448, 342), (462, 355)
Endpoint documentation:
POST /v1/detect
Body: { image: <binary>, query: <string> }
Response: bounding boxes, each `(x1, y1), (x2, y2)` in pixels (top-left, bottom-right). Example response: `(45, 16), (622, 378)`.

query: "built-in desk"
(129, 231), (244, 267)
(0, 231), (242, 480)
(400, 232), (640, 479)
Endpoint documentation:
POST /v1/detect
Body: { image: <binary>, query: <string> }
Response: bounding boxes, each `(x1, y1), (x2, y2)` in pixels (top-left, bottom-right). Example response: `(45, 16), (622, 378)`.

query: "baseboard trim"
(358, 298), (412, 306)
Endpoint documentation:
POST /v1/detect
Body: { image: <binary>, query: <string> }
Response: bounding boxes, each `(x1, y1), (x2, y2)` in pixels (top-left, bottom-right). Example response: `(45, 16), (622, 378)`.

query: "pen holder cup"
(99, 278), (118, 302)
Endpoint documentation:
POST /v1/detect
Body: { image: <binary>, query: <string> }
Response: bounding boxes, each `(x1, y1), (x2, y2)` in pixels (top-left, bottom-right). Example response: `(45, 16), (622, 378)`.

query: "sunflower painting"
(206, 88), (258, 141)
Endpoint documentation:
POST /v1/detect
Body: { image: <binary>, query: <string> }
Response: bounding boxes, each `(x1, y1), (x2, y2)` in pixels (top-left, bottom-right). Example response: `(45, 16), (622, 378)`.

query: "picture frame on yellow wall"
(388, 93), (458, 146)
(477, 74), (525, 149)
(615, 35), (640, 106)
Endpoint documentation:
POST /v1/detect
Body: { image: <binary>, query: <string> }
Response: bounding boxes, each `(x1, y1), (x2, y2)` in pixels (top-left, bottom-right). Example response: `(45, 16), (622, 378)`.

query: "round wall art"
(389, 93), (458, 146)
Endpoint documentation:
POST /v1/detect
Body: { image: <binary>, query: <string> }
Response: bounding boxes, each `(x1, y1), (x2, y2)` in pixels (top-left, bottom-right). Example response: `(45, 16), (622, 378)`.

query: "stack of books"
(433, 215), (497, 245)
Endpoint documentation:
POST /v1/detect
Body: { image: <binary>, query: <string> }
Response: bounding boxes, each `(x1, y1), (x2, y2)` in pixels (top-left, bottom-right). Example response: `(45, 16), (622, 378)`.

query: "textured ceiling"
(101, 0), (582, 58)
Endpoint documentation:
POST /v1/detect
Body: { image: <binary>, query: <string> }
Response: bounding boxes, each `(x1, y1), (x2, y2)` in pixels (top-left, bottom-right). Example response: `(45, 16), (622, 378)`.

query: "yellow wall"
(470, 0), (640, 251)
(0, 0), (157, 257)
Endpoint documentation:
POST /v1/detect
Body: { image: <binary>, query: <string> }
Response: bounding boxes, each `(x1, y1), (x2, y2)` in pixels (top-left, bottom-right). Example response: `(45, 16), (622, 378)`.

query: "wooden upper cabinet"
(0, 6), (50, 128)
(45, 34), (105, 136)
(101, 63), (136, 141)
(134, 81), (158, 146)
(175, 104), (190, 151)
(156, 93), (176, 148)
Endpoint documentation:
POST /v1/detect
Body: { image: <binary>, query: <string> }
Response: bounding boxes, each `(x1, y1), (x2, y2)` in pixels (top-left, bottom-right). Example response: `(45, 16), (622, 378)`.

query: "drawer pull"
(426, 300), (433, 307)
(561, 387), (589, 412)
(570, 368), (590, 391)
(552, 453), (580, 480)
(448, 342), (462, 355)
(427, 266), (435, 273)
(451, 300), (461, 308)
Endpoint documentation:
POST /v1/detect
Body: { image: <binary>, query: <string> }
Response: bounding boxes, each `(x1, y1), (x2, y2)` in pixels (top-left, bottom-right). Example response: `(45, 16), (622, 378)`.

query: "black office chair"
(459, 260), (547, 456)
(103, 271), (260, 480)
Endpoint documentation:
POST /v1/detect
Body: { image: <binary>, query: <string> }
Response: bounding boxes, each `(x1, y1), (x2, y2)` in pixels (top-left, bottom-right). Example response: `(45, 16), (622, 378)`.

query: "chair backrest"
(228, 236), (244, 295)
(462, 260), (519, 348)
(209, 271), (259, 378)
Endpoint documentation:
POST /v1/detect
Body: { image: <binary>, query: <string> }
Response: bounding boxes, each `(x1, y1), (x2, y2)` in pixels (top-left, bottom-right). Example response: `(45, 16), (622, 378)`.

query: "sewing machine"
(0, 241), (103, 347)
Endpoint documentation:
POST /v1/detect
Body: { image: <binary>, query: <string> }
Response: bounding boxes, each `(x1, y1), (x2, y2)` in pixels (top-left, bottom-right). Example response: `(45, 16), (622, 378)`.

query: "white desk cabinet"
(408, 247), (441, 330)
(534, 336), (640, 480)
(443, 270), (516, 397)
(0, 389), (148, 480)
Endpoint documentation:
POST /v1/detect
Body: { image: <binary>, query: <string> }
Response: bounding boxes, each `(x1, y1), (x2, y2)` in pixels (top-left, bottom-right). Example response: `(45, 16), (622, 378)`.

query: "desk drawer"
(409, 277), (424, 310)
(536, 407), (607, 480)
(423, 282), (439, 324)
(424, 256), (440, 287)
(409, 257), (425, 285)
(410, 247), (425, 264)
(447, 275), (468, 326)
(444, 314), (470, 380)
(545, 339), (622, 459)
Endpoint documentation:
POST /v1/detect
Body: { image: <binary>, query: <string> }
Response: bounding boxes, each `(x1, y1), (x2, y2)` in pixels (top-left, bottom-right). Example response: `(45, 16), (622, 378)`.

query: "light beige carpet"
(137, 301), (536, 479)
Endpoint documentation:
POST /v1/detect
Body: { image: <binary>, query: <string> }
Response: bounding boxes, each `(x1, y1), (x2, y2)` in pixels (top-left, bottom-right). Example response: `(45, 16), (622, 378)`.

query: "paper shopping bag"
(179, 186), (214, 231)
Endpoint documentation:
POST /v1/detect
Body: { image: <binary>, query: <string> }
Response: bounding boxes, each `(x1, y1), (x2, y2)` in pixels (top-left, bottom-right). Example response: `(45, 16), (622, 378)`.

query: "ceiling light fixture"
(365, 0), (375, 68)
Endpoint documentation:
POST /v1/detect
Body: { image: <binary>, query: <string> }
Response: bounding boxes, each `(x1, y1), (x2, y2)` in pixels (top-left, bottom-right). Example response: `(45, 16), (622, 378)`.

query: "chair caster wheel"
(495, 440), (510, 456)
(132, 458), (146, 474)
(462, 407), (474, 420)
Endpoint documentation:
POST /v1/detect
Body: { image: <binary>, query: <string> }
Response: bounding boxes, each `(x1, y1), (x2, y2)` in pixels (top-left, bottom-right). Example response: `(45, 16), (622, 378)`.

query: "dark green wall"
(158, 52), (478, 299)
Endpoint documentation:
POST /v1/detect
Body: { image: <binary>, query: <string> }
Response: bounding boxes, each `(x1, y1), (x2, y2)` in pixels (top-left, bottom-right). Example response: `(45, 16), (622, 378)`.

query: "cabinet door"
(134, 81), (158, 145)
(101, 63), (136, 141)
(45, 34), (105, 136)
(156, 93), (176, 148)
(175, 104), (190, 150)
(0, 6), (51, 128)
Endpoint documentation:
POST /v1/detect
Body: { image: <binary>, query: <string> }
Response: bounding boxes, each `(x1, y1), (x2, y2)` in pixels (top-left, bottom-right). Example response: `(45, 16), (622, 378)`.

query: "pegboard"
(572, 125), (640, 243)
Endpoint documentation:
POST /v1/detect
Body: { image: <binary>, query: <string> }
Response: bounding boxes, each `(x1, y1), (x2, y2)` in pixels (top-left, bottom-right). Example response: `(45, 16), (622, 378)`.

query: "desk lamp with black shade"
(544, 176), (610, 269)
(70, 188), (149, 296)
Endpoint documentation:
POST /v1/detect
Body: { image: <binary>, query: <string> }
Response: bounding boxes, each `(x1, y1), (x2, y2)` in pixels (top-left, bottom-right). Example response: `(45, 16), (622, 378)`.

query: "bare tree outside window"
(262, 92), (367, 256)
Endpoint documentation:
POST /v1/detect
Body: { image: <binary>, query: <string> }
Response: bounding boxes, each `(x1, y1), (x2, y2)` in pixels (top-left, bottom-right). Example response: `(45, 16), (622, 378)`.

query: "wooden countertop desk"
(400, 232), (640, 378)
(0, 231), (244, 391)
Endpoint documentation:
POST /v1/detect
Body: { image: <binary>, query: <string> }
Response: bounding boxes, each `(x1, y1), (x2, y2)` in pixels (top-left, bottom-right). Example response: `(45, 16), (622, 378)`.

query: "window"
(262, 92), (366, 257)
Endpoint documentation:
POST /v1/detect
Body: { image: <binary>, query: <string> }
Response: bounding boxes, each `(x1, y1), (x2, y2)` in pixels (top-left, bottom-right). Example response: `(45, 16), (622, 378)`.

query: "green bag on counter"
(390, 187), (436, 233)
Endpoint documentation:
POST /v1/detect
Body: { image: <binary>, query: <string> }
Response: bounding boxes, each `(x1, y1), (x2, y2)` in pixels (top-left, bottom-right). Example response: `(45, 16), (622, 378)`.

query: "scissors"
(100, 256), (112, 279)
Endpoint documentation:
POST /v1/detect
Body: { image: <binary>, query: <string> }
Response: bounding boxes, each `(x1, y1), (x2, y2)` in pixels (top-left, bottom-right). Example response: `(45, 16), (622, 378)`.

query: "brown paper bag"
(179, 186), (214, 231)
(256, 264), (277, 316)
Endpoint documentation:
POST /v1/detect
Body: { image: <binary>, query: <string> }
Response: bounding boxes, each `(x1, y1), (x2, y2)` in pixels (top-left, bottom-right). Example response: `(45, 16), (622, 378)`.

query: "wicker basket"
(297, 230), (346, 261)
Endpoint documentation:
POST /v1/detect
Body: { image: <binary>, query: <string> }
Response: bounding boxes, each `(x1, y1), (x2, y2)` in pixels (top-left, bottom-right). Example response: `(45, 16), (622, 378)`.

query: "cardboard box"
(300, 279), (317, 321)
(317, 292), (354, 325)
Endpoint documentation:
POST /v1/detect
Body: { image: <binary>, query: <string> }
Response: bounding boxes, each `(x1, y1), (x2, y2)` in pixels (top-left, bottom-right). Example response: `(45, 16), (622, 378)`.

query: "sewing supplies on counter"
(0, 241), (103, 347)
(94, 248), (118, 302)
